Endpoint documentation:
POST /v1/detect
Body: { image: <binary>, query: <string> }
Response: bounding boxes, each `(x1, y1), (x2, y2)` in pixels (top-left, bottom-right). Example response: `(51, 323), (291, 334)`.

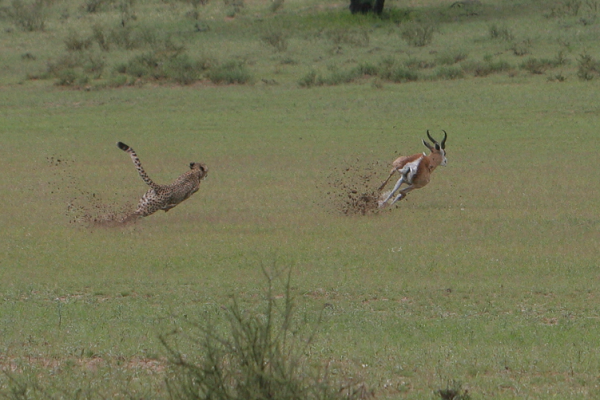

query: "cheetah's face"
(190, 162), (208, 179)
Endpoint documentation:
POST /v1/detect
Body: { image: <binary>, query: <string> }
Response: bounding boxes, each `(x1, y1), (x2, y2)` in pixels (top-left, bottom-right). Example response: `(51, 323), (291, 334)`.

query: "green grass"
(1, 0), (600, 398)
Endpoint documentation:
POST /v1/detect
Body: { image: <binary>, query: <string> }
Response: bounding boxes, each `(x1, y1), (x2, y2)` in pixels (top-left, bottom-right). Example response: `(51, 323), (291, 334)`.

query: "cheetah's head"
(190, 162), (208, 179)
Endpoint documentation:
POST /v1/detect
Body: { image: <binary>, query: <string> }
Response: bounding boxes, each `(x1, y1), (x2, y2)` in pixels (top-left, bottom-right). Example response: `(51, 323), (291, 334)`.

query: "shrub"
(270, 0), (284, 13)
(208, 60), (251, 84)
(109, 25), (141, 50)
(298, 70), (317, 87)
(519, 57), (556, 74)
(488, 24), (514, 41)
(378, 58), (419, 82)
(317, 68), (362, 85)
(124, 52), (164, 79)
(64, 30), (93, 52)
(164, 54), (201, 85)
(55, 69), (89, 87)
(326, 28), (370, 47)
(91, 24), (110, 51)
(223, 0), (244, 16)
(510, 39), (532, 56)
(463, 58), (512, 77)
(405, 57), (435, 69)
(5, 0), (47, 31)
(84, 0), (115, 12)
(577, 51), (600, 80)
(436, 50), (468, 65)
(400, 22), (435, 47)
(261, 27), (289, 52)
(435, 66), (464, 80)
(162, 269), (371, 400)
(355, 62), (378, 76)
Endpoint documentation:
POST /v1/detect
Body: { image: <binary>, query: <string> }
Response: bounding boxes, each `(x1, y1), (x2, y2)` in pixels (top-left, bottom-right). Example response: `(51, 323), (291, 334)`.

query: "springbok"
(378, 130), (447, 208)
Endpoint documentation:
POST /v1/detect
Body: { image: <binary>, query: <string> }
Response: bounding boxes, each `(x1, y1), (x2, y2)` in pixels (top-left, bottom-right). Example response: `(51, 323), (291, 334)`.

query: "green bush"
(401, 22), (435, 47)
(208, 60), (252, 84)
(64, 30), (93, 52)
(435, 66), (464, 80)
(436, 50), (468, 66)
(261, 27), (289, 52)
(462, 58), (512, 77)
(4, 0), (47, 31)
(326, 27), (370, 47)
(577, 51), (600, 80)
(317, 68), (362, 85)
(162, 269), (371, 400)
(298, 70), (317, 87)
(91, 24), (111, 51)
(377, 58), (419, 82)
(519, 57), (557, 74)
(488, 24), (514, 41)
(164, 54), (201, 85)
(84, 0), (116, 13)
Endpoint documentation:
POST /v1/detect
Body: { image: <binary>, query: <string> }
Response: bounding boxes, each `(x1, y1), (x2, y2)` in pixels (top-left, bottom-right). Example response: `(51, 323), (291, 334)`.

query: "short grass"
(1, 0), (600, 399)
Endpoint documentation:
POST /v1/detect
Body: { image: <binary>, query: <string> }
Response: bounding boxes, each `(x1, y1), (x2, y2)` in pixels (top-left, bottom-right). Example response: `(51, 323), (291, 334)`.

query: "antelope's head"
(422, 130), (447, 167)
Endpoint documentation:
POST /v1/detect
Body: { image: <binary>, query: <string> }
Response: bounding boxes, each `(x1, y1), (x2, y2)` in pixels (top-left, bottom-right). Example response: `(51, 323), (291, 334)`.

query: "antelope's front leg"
(391, 185), (415, 205)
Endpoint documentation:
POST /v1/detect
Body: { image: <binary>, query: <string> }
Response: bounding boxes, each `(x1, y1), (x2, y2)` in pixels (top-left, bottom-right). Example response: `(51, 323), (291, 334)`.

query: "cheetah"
(117, 142), (208, 222)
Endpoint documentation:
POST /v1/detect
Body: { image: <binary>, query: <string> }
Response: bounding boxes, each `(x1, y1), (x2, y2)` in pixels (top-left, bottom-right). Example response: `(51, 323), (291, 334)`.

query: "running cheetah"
(117, 142), (208, 222)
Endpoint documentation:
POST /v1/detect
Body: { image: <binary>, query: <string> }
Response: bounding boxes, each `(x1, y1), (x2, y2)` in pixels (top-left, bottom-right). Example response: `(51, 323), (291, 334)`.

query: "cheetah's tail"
(116, 141), (158, 189)
(117, 142), (130, 152)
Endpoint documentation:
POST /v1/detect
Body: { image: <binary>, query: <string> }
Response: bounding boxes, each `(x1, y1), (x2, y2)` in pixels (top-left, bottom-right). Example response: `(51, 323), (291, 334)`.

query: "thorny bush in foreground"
(161, 268), (371, 400)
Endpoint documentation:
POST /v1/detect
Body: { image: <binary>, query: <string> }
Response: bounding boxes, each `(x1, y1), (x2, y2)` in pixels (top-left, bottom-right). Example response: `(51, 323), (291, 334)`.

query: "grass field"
(2, 0), (600, 399)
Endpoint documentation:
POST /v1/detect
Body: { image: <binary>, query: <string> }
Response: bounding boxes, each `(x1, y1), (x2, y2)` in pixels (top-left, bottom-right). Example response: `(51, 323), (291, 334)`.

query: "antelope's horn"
(441, 130), (447, 149)
(426, 130), (438, 145)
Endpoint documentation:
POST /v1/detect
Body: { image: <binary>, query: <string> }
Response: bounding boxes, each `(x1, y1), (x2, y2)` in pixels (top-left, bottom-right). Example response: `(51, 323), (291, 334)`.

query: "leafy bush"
(208, 60), (252, 84)
(462, 58), (512, 77)
(405, 57), (435, 69)
(91, 24), (110, 51)
(43, 51), (105, 86)
(64, 30), (93, 52)
(84, 0), (116, 12)
(378, 58), (419, 82)
(519, 57), (557, 74)
(326, 28), (370, 47)
(4, 0), (47, 31)
(436, 50), (468, 66)
(355, 62), (378, 76)
(488, 24), (514, 41)
(109, 25), (141, 50)
(317, 68), (362, 85)
(510, 39), (532, 56)
(298, 70), (317, 87)
(434, 66), (464, 80)
(401, 22), (435, 47)
(261, 27), (289, 52)
(577, 51), (600, 80)
(162, 269), (371, 400)
(164, 54), (202, 85)
(55, 68), (89, 86)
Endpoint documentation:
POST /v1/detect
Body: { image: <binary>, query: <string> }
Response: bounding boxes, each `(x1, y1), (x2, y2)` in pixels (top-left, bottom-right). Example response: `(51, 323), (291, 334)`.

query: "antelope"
(378, 130), (447, 208)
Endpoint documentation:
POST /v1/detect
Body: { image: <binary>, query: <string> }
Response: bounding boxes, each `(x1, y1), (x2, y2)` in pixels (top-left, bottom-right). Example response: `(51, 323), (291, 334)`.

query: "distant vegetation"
(1, 0), (600, 89)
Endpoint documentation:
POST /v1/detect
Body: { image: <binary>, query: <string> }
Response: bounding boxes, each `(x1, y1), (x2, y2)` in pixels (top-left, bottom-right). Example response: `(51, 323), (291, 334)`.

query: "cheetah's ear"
(190, 162), (195, 169)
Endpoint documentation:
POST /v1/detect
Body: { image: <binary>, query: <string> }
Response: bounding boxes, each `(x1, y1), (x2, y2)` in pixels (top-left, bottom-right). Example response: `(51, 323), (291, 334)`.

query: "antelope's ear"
(422, 139), (433, 151)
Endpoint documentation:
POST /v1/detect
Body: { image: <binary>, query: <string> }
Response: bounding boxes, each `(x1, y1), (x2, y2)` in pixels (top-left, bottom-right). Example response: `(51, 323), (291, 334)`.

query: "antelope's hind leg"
(379, 174), (405, 208)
